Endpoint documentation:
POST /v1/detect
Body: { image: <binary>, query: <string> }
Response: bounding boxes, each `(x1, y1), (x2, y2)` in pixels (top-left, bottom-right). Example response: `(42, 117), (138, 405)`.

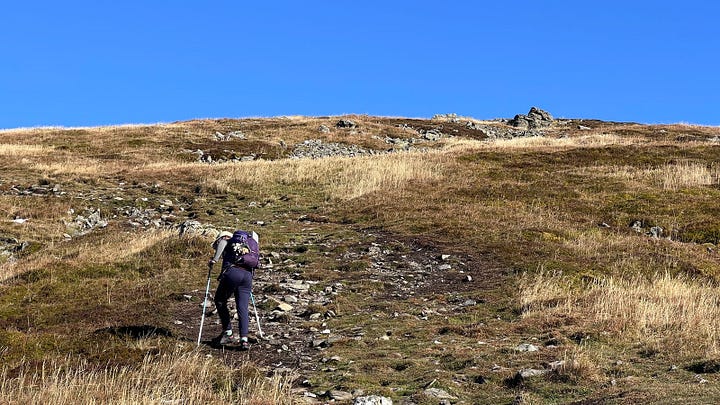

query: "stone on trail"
(423, 388), (457, 400)
(514, 343), (539, 352)
(518, 368), (549, 379)
(354, 395), (393, 405)
(328, 390), (353, 401)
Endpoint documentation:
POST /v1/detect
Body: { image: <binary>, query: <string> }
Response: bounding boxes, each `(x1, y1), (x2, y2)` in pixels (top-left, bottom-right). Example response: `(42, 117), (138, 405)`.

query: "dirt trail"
(172, 227), (512, 380)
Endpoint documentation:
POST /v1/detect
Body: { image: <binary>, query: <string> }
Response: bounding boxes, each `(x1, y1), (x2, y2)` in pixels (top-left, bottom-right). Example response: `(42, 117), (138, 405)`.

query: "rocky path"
(172, 225), (509, 403)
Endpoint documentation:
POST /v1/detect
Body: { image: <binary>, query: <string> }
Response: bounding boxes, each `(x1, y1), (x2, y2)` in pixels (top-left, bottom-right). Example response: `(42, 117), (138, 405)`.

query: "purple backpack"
(223, 230), (260, 269)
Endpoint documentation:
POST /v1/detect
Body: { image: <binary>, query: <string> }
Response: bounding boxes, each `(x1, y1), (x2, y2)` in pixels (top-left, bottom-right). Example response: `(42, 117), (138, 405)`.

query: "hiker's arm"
(209, 239), (227, 265)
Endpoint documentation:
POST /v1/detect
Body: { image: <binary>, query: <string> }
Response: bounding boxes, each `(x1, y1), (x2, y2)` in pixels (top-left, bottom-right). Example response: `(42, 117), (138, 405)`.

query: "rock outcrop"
(508, 107), (554, 129)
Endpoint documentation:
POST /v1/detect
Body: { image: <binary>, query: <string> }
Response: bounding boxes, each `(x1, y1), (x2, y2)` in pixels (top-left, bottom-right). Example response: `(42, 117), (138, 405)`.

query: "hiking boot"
(219, 332), (240, 345)
(239, 340), (250, 350)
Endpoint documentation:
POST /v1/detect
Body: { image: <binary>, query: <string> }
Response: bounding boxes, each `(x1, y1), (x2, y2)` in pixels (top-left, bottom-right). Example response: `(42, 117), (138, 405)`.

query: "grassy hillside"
(1, 114), (719, 404)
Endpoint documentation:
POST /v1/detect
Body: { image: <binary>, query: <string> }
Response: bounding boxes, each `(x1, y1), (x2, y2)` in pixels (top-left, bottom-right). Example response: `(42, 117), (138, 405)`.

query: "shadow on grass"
(95, 325), (174, 339)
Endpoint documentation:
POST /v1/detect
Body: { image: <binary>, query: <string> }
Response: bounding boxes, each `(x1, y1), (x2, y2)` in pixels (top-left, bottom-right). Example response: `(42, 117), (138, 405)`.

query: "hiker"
(208, 230), (259, 349)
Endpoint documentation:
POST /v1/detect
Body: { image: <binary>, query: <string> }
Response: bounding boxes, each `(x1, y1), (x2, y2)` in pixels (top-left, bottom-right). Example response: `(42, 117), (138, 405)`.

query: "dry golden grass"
(659, 162), (717, 190)
(29, 158), (126, 176)
(0, 123), (164, 134)
(520, 270), (720, 356)
(0, 144), (54, 156)
(0, 255), (54, 283)
(591, 162), (717, 190)
(71, 229), (176, 265)
(482, 133), (639, 149)
(664, 122), (720, 132)
(0, 350), (296, 404)
(0, 229), (175, 283)
(143, 151), (443, 200)
(428, 133), (642, 156)
(553, 348), (602, 383)
(559, 229), (698, 275)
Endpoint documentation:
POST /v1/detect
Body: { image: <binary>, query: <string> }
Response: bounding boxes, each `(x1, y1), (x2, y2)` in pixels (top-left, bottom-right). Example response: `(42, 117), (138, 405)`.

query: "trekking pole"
(250, 292), (265, 339)
(197, 264), (213, 347)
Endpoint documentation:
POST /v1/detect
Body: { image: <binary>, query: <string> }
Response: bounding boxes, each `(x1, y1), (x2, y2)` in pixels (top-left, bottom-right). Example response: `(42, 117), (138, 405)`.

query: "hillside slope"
(1, 113), (720, 404)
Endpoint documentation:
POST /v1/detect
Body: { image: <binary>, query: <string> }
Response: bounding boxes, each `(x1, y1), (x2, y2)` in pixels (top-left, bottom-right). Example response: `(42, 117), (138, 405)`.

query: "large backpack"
(223, 230), (260, 270)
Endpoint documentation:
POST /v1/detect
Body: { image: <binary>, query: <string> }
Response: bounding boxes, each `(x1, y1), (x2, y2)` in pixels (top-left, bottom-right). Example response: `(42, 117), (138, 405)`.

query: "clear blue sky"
(1, 1), (718, 128)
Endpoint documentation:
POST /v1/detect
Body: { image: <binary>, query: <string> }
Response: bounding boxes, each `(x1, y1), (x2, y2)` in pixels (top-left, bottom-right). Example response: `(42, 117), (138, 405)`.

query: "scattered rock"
(423, 388), (456, 400)
(514, 343), (539, 352)
(291, 139), (374, 159)
(177, 220), (217, 237)
(518, 368), (549, 378)
(0, 236), (30, 261)
(547, 360), (566, 370)
(432, 113), (460, 122)
(649, 226), (663, 238)
(311, 339), (328, 348)
(327, 390), (353, 401)
(695, 374), (709, 384)
(214, 131), (246, 141)
(506, 368), (549, 387)
(354, 395), (393, 405)
(465, 121), (484, 130)
(280, 279), (312, 294)
(336, 120), (358, 129)
(7, 183), (65, 197)
(65, 208), (108, 236)
(420, 128), (443, 141)
(630, 221), (666, 239)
